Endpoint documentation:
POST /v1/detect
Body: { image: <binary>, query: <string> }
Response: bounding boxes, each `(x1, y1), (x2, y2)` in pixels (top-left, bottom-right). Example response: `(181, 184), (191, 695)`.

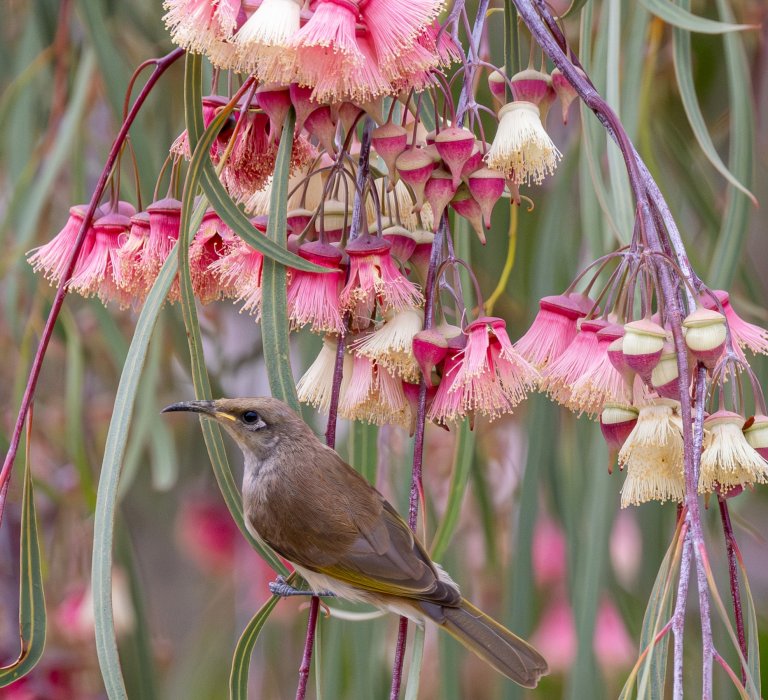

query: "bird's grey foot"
(269, 575), (336, 598)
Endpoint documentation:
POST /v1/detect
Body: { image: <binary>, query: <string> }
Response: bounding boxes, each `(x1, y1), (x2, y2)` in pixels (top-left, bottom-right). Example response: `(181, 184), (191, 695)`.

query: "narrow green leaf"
(178, 52), (288, 575)
(704, 550), (760, 699)
(430, 420), (474, 561)
(672, 0), (755, 203)
(562, 0), (591, 19)
(619, 523), (684, 699)
(0, 431), (46, 686)
(738, 559), (762, 696)
(638, 0), (753, 33)
(707, 0), (755, 288)
(350, 421), (378, 484)
(229, 573), (296, 700)
(261, 107), (301, 413)
(403, 625), (426, 700)
(92, 252), (177, 700)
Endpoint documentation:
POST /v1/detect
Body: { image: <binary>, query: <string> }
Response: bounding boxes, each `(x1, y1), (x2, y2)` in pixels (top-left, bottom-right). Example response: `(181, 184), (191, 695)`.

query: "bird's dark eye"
(242, 410), (261, 425)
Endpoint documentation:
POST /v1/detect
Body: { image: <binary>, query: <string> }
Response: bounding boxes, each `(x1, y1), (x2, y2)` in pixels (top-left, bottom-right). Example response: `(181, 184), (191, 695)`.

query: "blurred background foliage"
(1, 0), (767, 698)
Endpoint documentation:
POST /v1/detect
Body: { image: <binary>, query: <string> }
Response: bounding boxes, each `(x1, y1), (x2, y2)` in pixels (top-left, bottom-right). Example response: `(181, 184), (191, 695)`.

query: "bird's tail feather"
(439, 598), (548, 688)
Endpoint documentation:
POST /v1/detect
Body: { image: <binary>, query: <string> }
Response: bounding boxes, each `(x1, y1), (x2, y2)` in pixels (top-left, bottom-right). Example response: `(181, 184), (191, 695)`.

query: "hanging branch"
(0, 46), (185, 526)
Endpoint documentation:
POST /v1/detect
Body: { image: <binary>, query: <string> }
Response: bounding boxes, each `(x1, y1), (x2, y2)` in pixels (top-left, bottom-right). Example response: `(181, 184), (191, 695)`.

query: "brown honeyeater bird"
(163, 397), (548, 688)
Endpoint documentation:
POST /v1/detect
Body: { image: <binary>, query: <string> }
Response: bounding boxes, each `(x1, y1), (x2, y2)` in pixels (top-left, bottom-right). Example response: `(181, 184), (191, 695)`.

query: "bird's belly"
(293, 564), (427, 624)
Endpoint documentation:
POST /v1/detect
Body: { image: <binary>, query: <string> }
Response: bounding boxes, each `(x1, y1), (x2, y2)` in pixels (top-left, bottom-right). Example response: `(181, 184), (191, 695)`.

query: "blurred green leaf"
(672, 0), (755, 204)
(707, 0), (755, 289)
(403, 625), (425, 700)
(430, 420), (475, 561)
(638, 0), (753, 33)
(92, 250), (178, 700)
(0, 430), (46, 686)
(260, 107), (301, 413)
(179, 52), (288, 574)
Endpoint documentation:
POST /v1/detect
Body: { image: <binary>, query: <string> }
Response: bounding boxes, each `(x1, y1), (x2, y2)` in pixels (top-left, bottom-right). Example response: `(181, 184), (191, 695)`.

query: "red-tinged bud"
(600, 403), (639, 453)
(449, 185), (485, 243)
(683, 307), (727, 369)
(651, 343), (681, 400)
(607, 337), (635, 386)
(382, 225), (417, 262)
(412, 328), (448, 385)
(622, 319), (667, 381)
(372, 122), (408, 181)
(256, 84), (292, 142)
(408, 229), (434, 282)
(286, 208), (314, 236)
(289, 83), (318, 133)
(320, 199), (351, 243)
(488, 69), (507, 108)
(467, 167), (505, 229)
(744, 415), (768, 460)
(510, 69), (555, 117)
(438, 321), (466, 351)
(286, 233), (301, 254)
(459, 141), (484, 177)
(396, 148), (437, 211)
(551, 67), (580, 124)
(700, 289), (768, 356)
(424, 169), (457, 228)
(337, 102), (363, 137)
(304, 105), (338, 155)
(435, 126), (476, 190)
(99, 200), (136, 218)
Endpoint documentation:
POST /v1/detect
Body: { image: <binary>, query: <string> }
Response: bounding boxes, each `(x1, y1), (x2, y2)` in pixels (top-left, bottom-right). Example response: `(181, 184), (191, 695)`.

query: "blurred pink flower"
(176, 497), (239, 575)
(531, 598), (576, 673)
(532, 517), (567, 587)
(594, 598), (635, 671)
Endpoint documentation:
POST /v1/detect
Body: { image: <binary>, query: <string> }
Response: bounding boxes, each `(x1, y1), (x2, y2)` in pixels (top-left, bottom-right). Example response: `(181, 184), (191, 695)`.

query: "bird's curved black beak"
(161, 400), (216, 415)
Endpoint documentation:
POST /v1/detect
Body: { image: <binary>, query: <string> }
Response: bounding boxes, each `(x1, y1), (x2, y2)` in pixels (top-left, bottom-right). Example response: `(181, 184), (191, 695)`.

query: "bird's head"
(162, 397), (311, 460)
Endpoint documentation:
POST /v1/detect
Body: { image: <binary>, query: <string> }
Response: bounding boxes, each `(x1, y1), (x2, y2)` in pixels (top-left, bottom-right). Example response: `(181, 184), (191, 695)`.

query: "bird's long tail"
(438, 598), (548, 688)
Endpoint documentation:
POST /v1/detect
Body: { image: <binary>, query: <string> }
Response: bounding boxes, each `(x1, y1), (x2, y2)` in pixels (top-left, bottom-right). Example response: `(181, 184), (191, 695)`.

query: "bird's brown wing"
(251, 443), (460, 606)
(307, 498), (461, 606)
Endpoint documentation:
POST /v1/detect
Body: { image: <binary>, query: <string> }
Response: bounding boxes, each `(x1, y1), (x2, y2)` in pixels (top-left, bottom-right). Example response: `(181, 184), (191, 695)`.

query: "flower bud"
(551, 68), (580, 124)
(321, 199), (351, 242)
(510, 69), (556, 119)
(449, 184), (485, 243)
(396, 148), (437, 211)
(622, 319), (667, 381)
(467, 167), (505, 229)
(382, 225), (417, 262)
(424, 169), (457, 227)
(744, 415), (768, 460)
(286, 208), (313, 236)
(651, 343), (680, 400)
(412, 328), (448, 385)
(372, 122), (408, 181)
(600, 403), (639, 453)
(488, 69), (507, 108)
(435, 126), (476, 189)
(683, 307), (727, 369)
(304, 105), (338, 155)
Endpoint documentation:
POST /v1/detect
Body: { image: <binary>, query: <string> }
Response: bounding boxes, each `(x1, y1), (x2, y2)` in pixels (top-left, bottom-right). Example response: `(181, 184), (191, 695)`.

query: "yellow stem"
(484, 202), (518, 316)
